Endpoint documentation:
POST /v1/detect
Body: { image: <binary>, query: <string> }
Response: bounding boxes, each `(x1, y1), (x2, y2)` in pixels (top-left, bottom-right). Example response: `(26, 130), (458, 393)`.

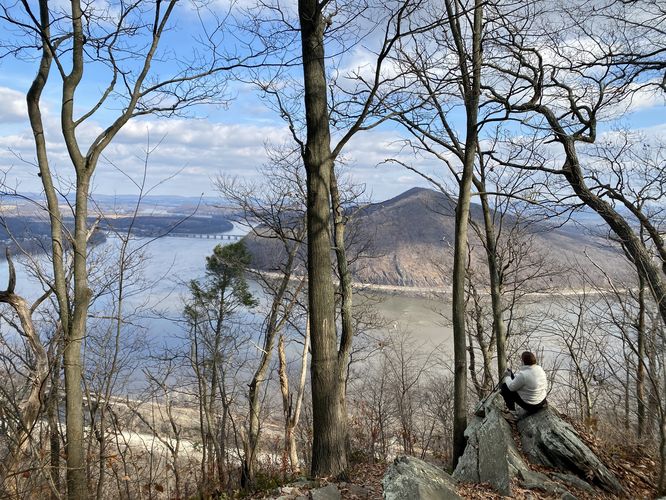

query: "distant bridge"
(166, 233), (244, 241)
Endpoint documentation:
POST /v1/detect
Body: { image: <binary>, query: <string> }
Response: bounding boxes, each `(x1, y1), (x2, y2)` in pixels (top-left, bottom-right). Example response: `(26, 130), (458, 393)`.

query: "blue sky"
(0, 1), (664, 202)
(0, 1), (433, 202)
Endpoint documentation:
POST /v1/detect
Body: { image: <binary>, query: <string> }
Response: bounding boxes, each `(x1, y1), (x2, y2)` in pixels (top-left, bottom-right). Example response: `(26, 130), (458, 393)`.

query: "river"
(1, 227), (624, 405)
(0, 229), (455, 357)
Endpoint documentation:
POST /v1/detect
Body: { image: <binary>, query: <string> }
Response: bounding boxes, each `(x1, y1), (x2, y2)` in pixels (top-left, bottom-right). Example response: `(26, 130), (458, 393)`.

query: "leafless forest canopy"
(0, 0), (664, 498)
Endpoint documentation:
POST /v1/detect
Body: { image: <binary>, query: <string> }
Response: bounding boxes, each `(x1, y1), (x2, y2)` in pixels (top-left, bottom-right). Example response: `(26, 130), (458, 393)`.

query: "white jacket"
(503, 364), (548, 404)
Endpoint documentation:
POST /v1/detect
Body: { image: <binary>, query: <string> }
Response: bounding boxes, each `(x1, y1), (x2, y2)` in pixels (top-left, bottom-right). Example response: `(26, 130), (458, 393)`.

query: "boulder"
(551, 473), (594, 493)
(290, 478), (320, 489)
(517, 407), (624, 494)
(454, 392), (557, 496)
(454, 392), (622, 497)
(309, 484), (341, 500)
(382, 455), (461, 500)
(279, 486), (305, 496)
(342, 483), (371, 498)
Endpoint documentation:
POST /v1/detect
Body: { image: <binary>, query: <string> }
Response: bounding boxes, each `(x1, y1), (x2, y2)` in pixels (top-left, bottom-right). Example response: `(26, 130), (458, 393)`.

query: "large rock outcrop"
(453, 393), (565, 496)
(453, 392), (624, 497)
(518, 407), (624, 494)
(382, 456), (461, 500)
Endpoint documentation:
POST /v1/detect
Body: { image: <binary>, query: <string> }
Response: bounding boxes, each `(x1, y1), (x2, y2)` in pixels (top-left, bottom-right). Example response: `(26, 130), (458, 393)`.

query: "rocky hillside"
(244, 187), (627, 290)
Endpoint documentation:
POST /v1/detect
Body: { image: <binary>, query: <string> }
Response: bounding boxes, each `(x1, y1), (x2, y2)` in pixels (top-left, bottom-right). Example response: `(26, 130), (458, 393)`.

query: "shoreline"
(248, 269), (620, 299)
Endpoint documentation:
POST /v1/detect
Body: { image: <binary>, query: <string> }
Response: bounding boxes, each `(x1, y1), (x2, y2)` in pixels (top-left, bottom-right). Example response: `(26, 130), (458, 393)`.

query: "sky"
(0, 1), (664, 203)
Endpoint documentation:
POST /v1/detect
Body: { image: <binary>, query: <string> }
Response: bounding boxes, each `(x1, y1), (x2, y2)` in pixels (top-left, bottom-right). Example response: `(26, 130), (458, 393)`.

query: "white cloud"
(612, 82), (665, 115)
(0, 87), (28, 124)
(0, 95), (430, 199)
(117, 118), (286, 184)
(0, 110), (294, 196)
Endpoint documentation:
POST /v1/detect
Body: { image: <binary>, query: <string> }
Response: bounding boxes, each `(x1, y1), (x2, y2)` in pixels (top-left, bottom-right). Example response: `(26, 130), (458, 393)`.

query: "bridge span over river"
(167, 232), (244, 241)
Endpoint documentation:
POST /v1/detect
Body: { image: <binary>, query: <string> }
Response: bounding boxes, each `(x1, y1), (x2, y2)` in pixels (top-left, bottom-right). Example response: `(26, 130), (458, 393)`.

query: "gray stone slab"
(309, 484), (341, 500)
(518, 408), (624, 494)
(383, 455), (461, 500)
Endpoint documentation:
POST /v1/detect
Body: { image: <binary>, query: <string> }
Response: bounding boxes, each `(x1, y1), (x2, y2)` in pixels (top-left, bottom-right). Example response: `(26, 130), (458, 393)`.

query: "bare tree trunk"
(330, 168), (354, 465)
(243, 258), (300, 488)
(63, 174), (93, 500)
(450, 84), (473, 470)
(659, 348), (666, 495)
(474, 175), (507, 377)
(36, 321), (64, 499)
(60, 5), (91, 492)
(448, 0), (484, 468)
(622, 357), (630, 430)
(47, 352), (61, 499)
(637, 273), (646, 438)
(298, 0), (347, 477)
(278, 323), (310, 475)
(191, 324), (211, 490)
(243, 337), (273, 487)
(647, 327), (659, 436)
(330, 169), (354, 379)
(0, 253), (50, 490)
(657, 411), (666, 496)
(217, 407), (228, 490)
(23, 3), (72, 494)
(278, 335), (292, 470)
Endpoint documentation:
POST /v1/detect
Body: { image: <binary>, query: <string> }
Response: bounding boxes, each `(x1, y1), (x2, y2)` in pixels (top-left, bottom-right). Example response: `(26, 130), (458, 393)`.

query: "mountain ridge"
(244, 187), (627, 289)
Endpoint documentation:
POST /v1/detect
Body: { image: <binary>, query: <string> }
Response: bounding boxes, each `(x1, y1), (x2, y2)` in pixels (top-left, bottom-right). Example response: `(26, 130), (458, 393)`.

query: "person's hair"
(522, 351), (537, 366)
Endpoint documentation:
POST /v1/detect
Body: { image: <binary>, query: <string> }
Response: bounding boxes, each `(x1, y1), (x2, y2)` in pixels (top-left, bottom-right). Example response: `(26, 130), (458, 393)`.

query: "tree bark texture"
(474, 177), (507, 378)
(447, 0), (484, 468)
(0, 254), (50, 492)
(278, 326), (310, 474)
(299, 0), (348, 477)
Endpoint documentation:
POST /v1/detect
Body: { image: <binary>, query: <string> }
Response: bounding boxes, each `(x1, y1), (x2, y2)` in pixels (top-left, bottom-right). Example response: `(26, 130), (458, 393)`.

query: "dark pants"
(500, 382), (548, 414)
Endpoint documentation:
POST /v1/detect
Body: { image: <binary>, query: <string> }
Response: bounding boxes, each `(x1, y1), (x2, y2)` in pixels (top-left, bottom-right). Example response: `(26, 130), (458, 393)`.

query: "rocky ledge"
(383, 393), (625, 499)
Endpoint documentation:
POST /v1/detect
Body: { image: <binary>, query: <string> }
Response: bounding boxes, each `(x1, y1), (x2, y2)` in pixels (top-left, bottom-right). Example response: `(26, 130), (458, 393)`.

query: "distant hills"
(99, 215), (233, 236)
(0, 214), (233, 258)
(0, 217), (107, 257)
(1, 187), (628, 289)
(244, 187), (628, 290)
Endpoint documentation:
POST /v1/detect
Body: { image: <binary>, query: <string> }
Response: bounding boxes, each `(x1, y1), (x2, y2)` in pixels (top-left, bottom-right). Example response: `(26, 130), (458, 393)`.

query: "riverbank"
(249, 269), (620, 300)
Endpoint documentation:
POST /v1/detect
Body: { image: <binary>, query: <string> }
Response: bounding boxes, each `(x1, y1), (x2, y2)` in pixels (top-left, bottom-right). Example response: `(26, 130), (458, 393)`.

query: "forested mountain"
(244, 187), (626, 289)
(98, 214), (233, 236)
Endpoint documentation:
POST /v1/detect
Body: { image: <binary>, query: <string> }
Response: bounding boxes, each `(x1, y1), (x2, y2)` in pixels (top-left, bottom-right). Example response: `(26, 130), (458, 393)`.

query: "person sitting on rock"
(500, 351), (548, 415)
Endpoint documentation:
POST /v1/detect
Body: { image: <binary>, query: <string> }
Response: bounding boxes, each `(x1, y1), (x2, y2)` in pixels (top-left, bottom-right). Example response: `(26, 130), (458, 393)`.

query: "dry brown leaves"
(255, 416), (658, 500)
(562, 416), (658, 499)
(342, 461), (387, 498)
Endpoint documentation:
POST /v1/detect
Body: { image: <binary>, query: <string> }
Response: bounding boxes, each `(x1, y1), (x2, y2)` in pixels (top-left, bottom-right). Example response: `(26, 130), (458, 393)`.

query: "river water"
(0, 229), (455, 357)
(3, 228), (623, 408)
